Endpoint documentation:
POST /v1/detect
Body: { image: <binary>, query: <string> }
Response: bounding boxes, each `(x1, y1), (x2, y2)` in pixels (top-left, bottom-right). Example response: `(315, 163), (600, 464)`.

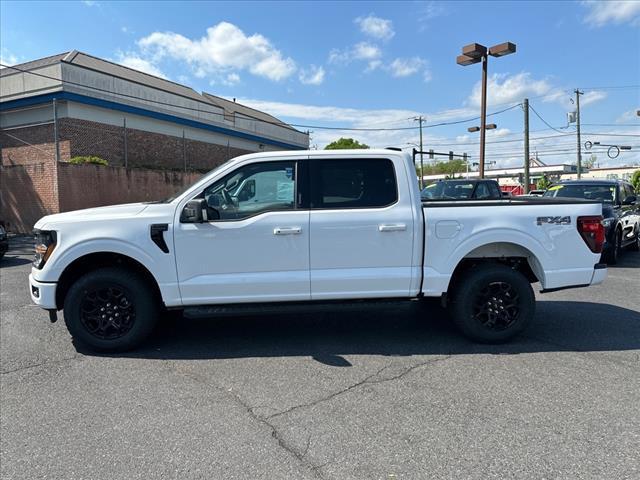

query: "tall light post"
(457, 42), (516, 178)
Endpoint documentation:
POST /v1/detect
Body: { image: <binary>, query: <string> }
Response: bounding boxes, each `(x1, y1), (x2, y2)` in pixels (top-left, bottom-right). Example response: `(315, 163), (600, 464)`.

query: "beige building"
(560, 166), (639, 182)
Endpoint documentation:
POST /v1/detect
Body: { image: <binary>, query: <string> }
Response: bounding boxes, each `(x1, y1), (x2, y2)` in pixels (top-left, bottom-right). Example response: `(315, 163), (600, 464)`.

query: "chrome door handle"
(274, 226), (302, 235)
(378, 223), (407, 232)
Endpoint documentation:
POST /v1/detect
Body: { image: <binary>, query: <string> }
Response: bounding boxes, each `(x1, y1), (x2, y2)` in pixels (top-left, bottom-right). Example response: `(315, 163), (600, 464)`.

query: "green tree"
(536, 175), (552, 190)
(631, 169), (640, 193)
(418, 159), (467, 177)
(69, 156), (108, 166)
(324, 138), (370, 150)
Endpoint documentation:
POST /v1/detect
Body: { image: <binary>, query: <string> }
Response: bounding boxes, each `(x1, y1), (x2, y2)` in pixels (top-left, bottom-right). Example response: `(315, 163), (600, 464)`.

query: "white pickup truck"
(29, 149), (607, 351)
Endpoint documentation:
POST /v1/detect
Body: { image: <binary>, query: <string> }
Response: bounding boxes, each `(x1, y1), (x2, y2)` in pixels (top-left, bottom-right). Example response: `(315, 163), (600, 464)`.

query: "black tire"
(63, 267), (159, 352)
(449, 264), (535, 343)
(628, 226), (640, 252)
(605, 230), (622, 265)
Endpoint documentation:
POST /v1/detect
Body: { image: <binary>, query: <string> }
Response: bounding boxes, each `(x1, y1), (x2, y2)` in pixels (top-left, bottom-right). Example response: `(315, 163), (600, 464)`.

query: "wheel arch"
(447, 241), (544, 295)
(55, 252), (163, 310)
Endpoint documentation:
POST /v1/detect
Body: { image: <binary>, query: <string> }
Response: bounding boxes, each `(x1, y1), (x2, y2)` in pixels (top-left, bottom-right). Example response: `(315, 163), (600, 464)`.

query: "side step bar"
(183, 298), (418, 319)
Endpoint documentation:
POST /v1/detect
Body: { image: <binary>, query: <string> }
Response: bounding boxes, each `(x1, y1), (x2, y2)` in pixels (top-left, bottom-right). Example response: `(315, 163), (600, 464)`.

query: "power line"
(528, 103), (568, 134)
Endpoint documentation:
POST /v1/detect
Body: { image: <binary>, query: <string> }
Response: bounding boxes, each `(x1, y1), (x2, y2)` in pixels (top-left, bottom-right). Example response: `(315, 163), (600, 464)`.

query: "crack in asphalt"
(0, 354), (81, 375)
(267, 355), (453, 421)
(167, 365), (327, 479)
(166, 355), (452, 479)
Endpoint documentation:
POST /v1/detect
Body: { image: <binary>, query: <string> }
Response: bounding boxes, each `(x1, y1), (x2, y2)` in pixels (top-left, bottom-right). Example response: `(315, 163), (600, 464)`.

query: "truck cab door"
(308, 155), (417, 300)
(173, 157), (310, 305)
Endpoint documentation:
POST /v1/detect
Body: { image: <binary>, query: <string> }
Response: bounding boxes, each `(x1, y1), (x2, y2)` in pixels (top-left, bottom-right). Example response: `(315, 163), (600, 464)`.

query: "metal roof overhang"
(0, 91), (306, 151)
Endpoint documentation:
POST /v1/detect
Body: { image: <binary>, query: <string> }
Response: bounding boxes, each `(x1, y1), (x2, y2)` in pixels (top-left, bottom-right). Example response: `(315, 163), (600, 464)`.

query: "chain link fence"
(1, 99), (249, 172)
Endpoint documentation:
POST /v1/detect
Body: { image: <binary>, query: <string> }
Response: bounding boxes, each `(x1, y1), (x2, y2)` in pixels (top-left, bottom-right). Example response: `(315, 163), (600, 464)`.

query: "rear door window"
(312, 158), (397, 209)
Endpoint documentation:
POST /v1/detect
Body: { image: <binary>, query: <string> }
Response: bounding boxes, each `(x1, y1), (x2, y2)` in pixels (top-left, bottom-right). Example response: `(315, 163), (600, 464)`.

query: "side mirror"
(180, 199), (206, 223)
(622, 195), (637, 205)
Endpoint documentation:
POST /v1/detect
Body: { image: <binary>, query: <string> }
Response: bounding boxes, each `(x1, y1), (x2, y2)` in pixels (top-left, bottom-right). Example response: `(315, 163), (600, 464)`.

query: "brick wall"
(57, 163), (202, 211)
(58, 118), (251, 171)
(2, 118), (254, 172)
(1, 161), (202, 233)
(0, 159), (59, 233)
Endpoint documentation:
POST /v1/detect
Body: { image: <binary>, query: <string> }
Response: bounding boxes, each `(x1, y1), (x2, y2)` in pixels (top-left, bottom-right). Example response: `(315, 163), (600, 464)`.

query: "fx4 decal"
(537, 216), (571, 226)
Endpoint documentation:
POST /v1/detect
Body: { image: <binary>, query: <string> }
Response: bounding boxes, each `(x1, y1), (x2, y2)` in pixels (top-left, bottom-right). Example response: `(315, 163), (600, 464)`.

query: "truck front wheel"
(449, 264), (534, 343)
(63, 267), (159, 352)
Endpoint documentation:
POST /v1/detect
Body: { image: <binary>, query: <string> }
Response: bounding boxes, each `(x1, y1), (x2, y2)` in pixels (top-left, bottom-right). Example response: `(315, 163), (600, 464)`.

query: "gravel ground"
(1, 236), (639, 479)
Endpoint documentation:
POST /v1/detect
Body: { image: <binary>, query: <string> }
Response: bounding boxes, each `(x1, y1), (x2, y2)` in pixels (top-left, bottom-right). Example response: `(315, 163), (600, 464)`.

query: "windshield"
(542, 184), (617, 203)
(421, 181), (475, 200)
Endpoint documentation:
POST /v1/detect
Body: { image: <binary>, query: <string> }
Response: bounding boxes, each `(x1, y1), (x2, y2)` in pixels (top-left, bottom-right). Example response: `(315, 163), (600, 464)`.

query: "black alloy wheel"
(449, 264), (534, 343)
(64, 268), (158, 352)
(79, 286), (136, 340)
(472, 281), (520, 332)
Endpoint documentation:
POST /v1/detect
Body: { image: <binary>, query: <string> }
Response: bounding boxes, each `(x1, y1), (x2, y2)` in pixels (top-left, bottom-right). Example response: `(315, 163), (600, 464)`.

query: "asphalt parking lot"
(1, 236), (639, 480)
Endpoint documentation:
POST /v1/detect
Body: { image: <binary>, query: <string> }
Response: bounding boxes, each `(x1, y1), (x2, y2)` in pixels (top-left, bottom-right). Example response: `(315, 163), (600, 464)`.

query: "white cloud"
(82, 0), (99, 6)
(580, 90), (608, 107)
(224, 73), (241, 86)
(299, 65), (325, 85)
(616, 109), (639, 123)
(137, 22), (296, 82)
(468, 72), (560, 108)
(115, 53), (168, 79)
(418, 1), (446, 26)
(353, 42), (382, 60)
(355, 14), (395, 41)
(0, 49), (18, 67)
(234, 97), (481, 151)
(389, 57), (426, 78)
(330, 42), (382, 65)
(365, 60), (383, 72)
(582, 0), (640, 27)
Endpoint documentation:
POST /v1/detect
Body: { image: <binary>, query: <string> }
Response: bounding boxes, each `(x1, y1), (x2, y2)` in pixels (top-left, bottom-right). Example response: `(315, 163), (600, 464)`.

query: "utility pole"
(575, 89), (583, 179)
(415, 116), (425, 189)
(523, 98), (530, 194)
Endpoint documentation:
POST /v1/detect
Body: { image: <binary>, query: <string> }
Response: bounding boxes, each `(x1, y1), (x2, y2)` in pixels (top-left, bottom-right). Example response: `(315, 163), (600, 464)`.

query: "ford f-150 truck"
(29, 149), (607, 351)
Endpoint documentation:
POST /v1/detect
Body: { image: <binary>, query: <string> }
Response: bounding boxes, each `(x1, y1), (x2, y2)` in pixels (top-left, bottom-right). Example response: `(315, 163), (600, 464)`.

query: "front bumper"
(29, 273), (57, 309)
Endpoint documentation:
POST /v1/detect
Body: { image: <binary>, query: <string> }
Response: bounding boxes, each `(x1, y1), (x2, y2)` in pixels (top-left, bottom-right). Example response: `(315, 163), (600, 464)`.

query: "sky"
(1, 0), (639, 168)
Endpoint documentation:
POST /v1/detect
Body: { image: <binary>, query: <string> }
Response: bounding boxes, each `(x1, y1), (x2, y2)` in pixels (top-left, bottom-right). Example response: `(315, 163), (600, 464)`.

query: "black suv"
(543, 179), (640, 264)
(421, 179), (503, 201)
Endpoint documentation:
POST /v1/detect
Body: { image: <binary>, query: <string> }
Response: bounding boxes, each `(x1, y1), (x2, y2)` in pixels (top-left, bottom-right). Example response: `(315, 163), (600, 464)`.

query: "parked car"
(0, 222), (8, 260)
(528, 189), (546, 197)
(29, 150), (607, 351)
(543, 179), (640, 264)
(421, 179), (503, 200)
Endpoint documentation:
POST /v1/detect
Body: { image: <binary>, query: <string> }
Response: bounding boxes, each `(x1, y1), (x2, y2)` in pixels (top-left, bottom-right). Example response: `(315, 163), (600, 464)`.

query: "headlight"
(602, 218), (614, 228)
(33, 230), (57, 269)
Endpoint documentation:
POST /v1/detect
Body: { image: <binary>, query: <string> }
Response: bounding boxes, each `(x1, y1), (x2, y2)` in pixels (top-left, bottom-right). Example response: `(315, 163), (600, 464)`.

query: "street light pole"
(523, 98), (530, 194)
(457, 41), (516, 179)
(479, 53), (488, 179)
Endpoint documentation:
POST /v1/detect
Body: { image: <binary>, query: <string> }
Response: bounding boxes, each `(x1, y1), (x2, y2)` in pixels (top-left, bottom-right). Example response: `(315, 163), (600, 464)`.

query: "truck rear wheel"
(63, 267), (159, 352)
(449, 264), (534, 343)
